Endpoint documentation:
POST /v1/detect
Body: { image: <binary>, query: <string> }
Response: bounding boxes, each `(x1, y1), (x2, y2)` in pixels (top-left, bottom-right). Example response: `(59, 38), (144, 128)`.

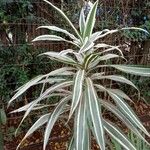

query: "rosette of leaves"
(8, 0), (150, 150)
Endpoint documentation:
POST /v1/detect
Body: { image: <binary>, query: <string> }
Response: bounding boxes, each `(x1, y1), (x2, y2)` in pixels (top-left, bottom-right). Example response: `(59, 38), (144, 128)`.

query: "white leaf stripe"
(43, 96), (71, 150)
(8, 75), (44, 106)
(9, 67), (74, 105)
(94, 84), (132, 102)
(16, 113), (50, 150)
(101, 100), (150, 145)
(104, 120), (136, 150)
(43, 0), (82, 41)
(86, 78), (105, 150)
(37, 26), (78, 41)
(69, 70), (85, 119)
(32, 35), (79, 47)
(79, 8), (86, 36)
(76, 97), (86, 150)
(99, 54), (121, 61)
(83, 0), (98, 38)
(16, 81), (72, 134)
(109, 92), (150, 136)
(94, 44), (123, 56)
(121, 27), (149, 34)
(40, 52), (76, 64)
(96, 75), (138, 91)
(110, 65), (150, 76)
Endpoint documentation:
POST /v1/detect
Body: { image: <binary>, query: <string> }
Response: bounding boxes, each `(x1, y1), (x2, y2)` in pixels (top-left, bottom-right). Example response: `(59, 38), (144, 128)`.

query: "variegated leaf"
(108, 92), (150, 136)
(104, 120), (136, 150)
(101, 100), (150, 145)
(110, 65), (150, 76)
(43, 96), (71, 150)
(15, 81), (72, 134)
(37, 26), (78, 42)
(83, 0), (98, 38)
(16, 113), (50, 150)
(69, 70), (85, 119)
(43, 0), (81, 41)
(86, 77), (105, 150)
(40, 51), (76, 64)
(74, 97), (87, 150)
(96, 75), (138, 90)
(79, 8), (86, 36)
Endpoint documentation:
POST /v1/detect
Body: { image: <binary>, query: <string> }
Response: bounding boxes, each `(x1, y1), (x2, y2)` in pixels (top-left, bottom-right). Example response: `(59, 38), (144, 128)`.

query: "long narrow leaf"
(8, 75), (44, 106)
(104, 120), (136, 150)
(37, 26), (78, 42)
(69, 70), (85, 119)
(83, 0), (99, 38)
(43, 0), (82, 41)
(101, 100), (150, 145)
(108, 92), (150, 136)
(40, 51), (76, 64)
(79, 8), (86, 36)
(110, 65), (150, 77)
(16, 113), (50, 150)
(86, 77), (105, 150)
(43, 96), (71, 150)
(16, 81), (72, 134)
(96, 75), (138, 90)
(75, 97), (86, 150)
(32, 34), (79, 47)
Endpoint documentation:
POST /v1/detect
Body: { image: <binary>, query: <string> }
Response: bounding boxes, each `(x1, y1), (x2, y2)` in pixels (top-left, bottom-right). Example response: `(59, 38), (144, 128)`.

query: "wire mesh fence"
(0, 0), (150, 149)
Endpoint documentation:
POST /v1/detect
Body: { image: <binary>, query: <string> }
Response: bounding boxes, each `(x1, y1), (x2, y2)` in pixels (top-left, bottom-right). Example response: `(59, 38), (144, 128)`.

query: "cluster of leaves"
(9, 0), (150, 150)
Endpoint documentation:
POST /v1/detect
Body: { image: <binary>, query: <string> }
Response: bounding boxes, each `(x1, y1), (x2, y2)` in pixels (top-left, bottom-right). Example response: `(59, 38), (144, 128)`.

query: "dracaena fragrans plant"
(8, 0), (150, 150)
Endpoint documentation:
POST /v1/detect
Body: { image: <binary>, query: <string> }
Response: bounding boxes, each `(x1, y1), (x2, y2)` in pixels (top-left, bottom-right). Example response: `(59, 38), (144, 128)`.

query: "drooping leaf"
(15, 81), (72, 135)
(37, 26), (79, 42)
(43, 0), (82, 41)
(90, 29), (118, 42)
(32, 35), (79, 47)
(108, 89), (132, 102)
(40, 51), (76, 64)
(104, 120), (136, 150)
(96, 75), (138, 90)
(43, 96), (71, 150)
(110, 65), (150, 77)
(98, 54), (121, 61)
(9, 67), (74, 106)
(121, 27), (149, 35)
(101, 100), (150, 145)
(108, 92), (150, 136)
(8, 75), (45, 106)
(16, 113), (50, 150)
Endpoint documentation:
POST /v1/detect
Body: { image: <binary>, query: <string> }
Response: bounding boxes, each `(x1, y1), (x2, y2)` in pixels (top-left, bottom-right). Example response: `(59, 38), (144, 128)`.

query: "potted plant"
(8, 0), (150, 150)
